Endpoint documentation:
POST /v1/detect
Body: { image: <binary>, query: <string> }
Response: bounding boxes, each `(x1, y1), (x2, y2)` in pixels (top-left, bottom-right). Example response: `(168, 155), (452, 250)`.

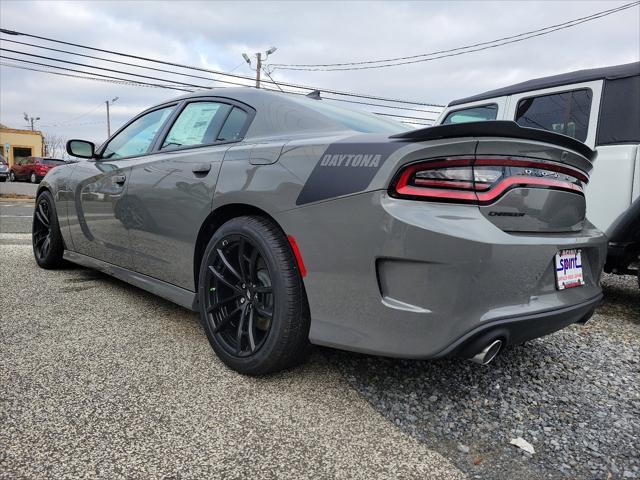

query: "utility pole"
(255, 52), (262, 88)
(242, 47), (277, 89)
(23, 112), (40, 131)
(105, 96), (119, 137)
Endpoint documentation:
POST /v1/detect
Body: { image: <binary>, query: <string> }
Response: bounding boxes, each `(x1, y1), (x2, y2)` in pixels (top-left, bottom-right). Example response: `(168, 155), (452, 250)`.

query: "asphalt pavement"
(0, 198), (35, 233)
(0, 181), (37, 198)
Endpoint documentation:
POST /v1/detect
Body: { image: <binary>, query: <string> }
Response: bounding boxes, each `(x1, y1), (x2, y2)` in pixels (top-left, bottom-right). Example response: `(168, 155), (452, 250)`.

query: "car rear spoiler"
(390, 121), (596, 162)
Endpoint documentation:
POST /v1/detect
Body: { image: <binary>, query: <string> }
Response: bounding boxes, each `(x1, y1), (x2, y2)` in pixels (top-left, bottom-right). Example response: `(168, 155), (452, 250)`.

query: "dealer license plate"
(555, 249), (585, 290)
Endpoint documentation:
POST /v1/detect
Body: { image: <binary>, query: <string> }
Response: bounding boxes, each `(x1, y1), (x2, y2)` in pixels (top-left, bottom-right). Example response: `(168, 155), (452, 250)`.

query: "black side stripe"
(296, 141), (404, 205)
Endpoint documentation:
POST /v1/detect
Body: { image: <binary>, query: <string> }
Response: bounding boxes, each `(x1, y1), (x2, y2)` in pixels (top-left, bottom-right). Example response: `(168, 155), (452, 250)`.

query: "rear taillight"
(390, 156), (587, 205)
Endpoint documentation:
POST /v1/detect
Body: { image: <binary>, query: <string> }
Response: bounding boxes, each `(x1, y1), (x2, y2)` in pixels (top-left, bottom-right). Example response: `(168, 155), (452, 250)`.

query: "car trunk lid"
(389, 121), (594, 233)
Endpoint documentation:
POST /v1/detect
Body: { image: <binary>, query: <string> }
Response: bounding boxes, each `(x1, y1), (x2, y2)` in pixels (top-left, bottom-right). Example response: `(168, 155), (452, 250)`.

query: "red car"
(9, 157), (66, 183)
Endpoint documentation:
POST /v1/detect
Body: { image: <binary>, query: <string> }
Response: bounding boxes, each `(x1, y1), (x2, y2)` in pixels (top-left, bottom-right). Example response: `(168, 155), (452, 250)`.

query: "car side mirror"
(67, 139), (97, 159)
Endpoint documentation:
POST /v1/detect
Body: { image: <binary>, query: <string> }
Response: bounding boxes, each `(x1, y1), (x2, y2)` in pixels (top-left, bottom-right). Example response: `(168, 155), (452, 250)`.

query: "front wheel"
(198, 215), (310, 375)
(30, 172), (38, 183)
(9, 171), (16, 182)
(32, 191), (65, 269)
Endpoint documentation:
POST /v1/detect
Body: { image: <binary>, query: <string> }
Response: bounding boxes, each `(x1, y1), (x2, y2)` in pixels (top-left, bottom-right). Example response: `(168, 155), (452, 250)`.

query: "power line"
(0, 48), (251, 89)
(0, 27), (441, 106)
(1, 60), (436, 125)
(0, 58), (194, 92)
(0, 46), (441, 116)
(0, 56), (436, 123)
(0, 38), (251, 86)
(372, 111), (437, 121)
(271, 1), (639, 71)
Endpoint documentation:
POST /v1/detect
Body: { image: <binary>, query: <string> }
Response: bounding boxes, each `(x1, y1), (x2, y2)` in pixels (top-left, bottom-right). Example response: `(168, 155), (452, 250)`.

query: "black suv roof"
(449, 62), (640, 106)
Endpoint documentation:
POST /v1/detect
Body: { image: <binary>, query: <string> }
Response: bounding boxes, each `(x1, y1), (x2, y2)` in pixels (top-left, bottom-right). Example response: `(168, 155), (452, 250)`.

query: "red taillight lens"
(390, 156), (587, 205)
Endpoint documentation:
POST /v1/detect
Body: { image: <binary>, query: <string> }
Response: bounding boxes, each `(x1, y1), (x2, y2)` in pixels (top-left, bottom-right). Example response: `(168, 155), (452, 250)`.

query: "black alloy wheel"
(198, 215), (310, 375)
(33, 200), (53, 261)
(204, 234), (274, 357)
(32, 191), (65, 269)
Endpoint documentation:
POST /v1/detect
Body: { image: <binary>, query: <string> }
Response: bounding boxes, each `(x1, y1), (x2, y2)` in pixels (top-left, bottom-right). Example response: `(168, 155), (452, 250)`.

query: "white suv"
(436, 62), (640, 283)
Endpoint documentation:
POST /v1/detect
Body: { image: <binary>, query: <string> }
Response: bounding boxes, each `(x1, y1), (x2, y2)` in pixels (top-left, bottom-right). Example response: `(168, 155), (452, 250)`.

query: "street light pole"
(242, 47), (277, 89)
(105, 97), (119, 137)
(23, 112), (40, 131)
(255, 52), (262, 88)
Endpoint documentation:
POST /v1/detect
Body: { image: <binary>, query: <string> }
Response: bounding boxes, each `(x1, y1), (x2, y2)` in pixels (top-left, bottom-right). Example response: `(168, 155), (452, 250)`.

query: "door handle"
(113, 174), (126, 185)
(192, 163), (211, 174)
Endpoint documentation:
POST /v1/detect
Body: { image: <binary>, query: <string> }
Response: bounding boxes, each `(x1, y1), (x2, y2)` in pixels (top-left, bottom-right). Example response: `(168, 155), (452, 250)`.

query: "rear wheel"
(9, 171), (16, 182)
(32, 191), (65, 269)
(30, 172), (38, 183)
(198, 215), (310, 375)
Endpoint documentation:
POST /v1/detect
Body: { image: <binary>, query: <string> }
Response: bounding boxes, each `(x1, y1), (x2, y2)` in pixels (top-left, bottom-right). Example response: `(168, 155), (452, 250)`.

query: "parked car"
(33, 88), (606, 375)
(436, 62), (640, 285)
(0, 153), (8, 182)
(9, 157), (66, 183)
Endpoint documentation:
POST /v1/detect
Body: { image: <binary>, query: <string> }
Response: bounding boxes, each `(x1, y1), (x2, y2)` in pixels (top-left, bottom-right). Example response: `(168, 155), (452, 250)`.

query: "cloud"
(1, 0), (638, 142)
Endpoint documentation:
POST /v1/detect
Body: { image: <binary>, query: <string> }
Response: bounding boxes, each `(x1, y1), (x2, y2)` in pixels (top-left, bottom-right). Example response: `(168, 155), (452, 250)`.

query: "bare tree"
(42, 133), (68, 159)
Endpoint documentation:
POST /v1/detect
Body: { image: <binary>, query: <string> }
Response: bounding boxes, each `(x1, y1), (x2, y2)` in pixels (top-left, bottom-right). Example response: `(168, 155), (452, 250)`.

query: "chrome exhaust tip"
(470, 339), (503, 365)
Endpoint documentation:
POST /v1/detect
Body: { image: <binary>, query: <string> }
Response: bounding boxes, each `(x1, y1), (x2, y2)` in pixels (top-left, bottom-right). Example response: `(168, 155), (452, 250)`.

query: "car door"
(18, 157), (31, 179)
(11, 158), (23, 178)
(124, 99), (253, 290)
(68, 104), (177, 267)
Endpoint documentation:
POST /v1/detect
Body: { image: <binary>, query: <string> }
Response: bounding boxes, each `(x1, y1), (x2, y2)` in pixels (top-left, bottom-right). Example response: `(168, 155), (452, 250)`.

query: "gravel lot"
(329, 274), (640, 479)
(1, 233), (638, 479)
(0, 244), (463, 480)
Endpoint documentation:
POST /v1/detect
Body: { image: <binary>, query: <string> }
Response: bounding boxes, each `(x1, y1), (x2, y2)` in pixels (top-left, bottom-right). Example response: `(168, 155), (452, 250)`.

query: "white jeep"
(436, 62), (640, 285)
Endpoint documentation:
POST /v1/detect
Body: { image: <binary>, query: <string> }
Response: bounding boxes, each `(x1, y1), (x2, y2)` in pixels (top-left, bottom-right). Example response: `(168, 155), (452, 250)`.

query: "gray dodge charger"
(33, 88), (606, 375)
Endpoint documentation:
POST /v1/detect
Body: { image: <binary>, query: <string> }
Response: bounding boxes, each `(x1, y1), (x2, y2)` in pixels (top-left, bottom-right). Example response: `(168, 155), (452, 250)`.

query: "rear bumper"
(278, 190), (607, 359)
(434, 293), (602, 359)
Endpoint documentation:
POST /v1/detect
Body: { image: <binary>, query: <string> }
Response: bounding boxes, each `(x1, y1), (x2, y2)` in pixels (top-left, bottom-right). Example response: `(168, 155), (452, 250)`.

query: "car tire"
(32, 190), (65, 269)
(0, 177), (5, 182)
(197, 215), (310, 375)
(9, 171), (16, 182)
(30, 172), (38, 183)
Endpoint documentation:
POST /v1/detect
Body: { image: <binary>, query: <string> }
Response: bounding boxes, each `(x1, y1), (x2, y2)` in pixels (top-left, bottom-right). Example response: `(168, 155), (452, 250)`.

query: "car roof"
(159, 87), (402, 139)
(449, 62), (640, 106)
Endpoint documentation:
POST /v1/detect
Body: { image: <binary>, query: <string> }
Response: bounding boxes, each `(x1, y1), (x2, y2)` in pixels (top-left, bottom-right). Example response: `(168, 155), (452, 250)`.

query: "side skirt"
(63, 250), (198, 311)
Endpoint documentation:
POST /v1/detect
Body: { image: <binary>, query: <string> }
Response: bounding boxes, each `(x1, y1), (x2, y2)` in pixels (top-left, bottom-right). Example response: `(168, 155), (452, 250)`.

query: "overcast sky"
(0, 0), (638, 145)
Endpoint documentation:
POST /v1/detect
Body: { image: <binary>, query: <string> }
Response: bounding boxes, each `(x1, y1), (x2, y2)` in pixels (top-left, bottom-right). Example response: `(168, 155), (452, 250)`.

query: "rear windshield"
(289, 96), (408, 134)
(40, 159), (65, 165)
(442, 104), (498, 124)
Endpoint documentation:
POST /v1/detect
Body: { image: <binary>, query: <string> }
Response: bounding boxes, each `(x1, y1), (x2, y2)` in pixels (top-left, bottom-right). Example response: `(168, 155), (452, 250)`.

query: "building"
(0, 124), (44, 167)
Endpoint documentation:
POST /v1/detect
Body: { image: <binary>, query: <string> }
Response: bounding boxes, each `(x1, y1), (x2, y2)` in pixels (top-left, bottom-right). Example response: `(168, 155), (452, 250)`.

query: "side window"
(161, 102), (231, 150)
(217, 107), (249, 141)
(515, 89), (592, 142)
(442, 104), (498, 124)
(102, 106), (175, 159)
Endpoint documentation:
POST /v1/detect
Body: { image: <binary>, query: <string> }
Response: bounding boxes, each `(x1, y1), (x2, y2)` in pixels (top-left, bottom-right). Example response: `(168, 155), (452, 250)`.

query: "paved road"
(0, 244), (464, 480)
(0, 198), (34, 233)
(0, 181), (37, 198)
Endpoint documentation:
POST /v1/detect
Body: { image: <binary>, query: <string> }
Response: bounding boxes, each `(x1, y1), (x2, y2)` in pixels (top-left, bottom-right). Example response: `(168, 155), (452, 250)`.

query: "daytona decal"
(296, 141), (404, 205)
